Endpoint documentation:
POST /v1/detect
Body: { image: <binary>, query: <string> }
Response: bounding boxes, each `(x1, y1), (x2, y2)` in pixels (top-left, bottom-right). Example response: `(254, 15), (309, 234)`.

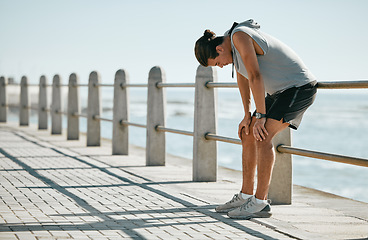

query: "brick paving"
(0, 123), (367, 240)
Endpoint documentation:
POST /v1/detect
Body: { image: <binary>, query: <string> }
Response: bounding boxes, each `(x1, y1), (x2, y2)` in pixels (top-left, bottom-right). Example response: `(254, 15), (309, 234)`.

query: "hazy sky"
(1, 0), (368, 85)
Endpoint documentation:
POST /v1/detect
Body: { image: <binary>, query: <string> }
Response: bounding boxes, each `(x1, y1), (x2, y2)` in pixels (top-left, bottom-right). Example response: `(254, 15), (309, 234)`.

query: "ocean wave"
(130, 100), (147, 104)
(172, 111), (187, 116)
(167, 100), (193, 105)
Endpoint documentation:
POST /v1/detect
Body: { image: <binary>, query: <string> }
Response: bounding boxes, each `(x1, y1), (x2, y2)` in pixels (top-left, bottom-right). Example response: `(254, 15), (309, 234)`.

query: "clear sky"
(1, 0), (368, 85)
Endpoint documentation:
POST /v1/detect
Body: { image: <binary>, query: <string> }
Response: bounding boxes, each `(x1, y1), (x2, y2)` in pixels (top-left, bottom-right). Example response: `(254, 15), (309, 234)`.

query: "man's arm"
(233, 31), (268, 141)
(236, 72), (251, 138)
(233, 31), (265, 115)
(236, 72), (251, 115)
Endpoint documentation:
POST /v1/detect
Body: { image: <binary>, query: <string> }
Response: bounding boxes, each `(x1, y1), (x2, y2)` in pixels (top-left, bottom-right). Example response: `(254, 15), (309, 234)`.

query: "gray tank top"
(225, 20), (316, 95)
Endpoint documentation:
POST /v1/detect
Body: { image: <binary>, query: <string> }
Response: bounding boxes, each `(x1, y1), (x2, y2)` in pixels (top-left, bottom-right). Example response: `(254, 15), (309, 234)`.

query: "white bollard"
(20, 76), (29, 126)
(51, 75), (62, 134)
(146, 66), (166, 166)
(193, 66), (218, 182)
(67, 73), (79, 140)
(269, 128), (292, 204)
(38, 76), (48, 130)
(112, 69), (129, 155)
(87, 71), (101, 146)
(0, 76), (7, 122)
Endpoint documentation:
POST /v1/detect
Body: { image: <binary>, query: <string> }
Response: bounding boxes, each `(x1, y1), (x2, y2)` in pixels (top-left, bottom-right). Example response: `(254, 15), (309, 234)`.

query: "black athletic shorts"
(253, 81), (317, 130)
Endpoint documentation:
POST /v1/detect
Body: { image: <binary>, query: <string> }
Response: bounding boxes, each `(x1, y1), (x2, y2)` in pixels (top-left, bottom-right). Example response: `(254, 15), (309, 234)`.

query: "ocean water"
(13, 87), (368, 203)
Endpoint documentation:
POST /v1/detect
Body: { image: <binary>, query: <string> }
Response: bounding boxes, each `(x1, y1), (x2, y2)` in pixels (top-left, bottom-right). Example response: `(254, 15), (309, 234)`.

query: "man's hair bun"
(203, 29), (215, 41)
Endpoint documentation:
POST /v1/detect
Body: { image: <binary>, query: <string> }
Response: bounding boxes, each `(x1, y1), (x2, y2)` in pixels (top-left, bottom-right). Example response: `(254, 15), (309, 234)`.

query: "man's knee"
(255, 136), (274, 149)
(241, 128), (255, 144)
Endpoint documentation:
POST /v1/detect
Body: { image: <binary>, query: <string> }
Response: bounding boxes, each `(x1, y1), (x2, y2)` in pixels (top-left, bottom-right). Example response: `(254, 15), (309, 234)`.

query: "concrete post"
(193, 65), (218, 182)
(146, 66), (166, 166)
(87, 71), (101, 146)
(0, 77), (7, 122)
(51, 75), (62, 134)
(112, 69), (129, 155)
(269, 128), (292, 204)
(67, 73), (79, 140)
(19, 76), (29, 126)
(38, 76), (48, 130)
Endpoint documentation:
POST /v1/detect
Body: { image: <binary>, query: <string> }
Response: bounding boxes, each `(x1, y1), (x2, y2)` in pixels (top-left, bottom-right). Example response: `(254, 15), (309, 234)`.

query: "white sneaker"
(227, 196), (272, 219)
(215, 192), (251, 213)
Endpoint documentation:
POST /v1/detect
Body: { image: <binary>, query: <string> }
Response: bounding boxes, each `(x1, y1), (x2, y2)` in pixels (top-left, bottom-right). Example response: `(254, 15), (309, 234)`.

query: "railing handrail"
(317, 80), (368, 89)
(93, 115), (113, 122)
(156, 82), (195, 88)
(120, 120), (146, 128)
(73, 113), (88, 118)
(277, 145), (368, 167)
(156, 125), (194, 136)
(206, 82), (238, 88)
(2, 78), (368, 168)
(5, 80), (368, 88)
(121, 83), (148, 88)
(1, 71), (367, 204)
(205, 133), (241, 145)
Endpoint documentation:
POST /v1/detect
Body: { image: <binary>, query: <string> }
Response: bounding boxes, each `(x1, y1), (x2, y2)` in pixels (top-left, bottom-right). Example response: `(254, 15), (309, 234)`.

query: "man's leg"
(255, 118), (289, 200)
(240, 119), (257, 195)
(228, 118), (289, 219)
(214, 119), (257, 213)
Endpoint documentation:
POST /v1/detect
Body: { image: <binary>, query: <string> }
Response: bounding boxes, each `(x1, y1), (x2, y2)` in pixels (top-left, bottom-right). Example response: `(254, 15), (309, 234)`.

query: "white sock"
(240, 192), (253, 200)
(255, 197), (268, 205)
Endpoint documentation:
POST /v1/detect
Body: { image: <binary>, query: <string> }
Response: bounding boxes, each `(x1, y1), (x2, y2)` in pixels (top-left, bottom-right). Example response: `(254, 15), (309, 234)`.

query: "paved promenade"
(0, 123), (367, 240)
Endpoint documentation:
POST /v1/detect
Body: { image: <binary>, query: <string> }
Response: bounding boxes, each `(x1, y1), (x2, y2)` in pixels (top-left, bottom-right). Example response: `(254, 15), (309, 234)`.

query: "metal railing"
(317, 80), (368, 89)
(277, 145), (368, 167)
(205, 81), (368, 169)
(1, 69), (367, 205)
(156, 126), (194, 137)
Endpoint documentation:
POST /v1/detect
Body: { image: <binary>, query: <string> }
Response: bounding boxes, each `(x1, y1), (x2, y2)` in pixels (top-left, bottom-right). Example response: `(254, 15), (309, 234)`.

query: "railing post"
(38, 75), (48, 129)
(67, 73), (79, 140)
(87, 71), (101, 146)
(0, 76), (7, 122)
(269, 128), (292, 204)
(51, 75), (62, 134)
(112, 69), (129, 155)
(20, 76), (29, 126)
(146, 66), (166, 166)
(193, 65), (217, 182)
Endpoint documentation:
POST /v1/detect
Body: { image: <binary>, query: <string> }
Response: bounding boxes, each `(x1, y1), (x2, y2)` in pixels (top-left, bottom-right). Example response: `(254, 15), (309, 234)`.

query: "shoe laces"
(239, 197), (254, 211)
(228, 193), (241, 204)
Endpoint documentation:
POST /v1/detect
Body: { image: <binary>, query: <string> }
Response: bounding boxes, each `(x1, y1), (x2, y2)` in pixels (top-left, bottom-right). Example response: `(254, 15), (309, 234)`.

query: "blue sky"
(1, 0), (368, 85)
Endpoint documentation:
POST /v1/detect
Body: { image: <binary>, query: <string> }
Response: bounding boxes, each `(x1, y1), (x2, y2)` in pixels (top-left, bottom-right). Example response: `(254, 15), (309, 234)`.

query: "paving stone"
(0, 233), (19, 240)
(0, 124), (367, 240)
(14, 232), (37, 240)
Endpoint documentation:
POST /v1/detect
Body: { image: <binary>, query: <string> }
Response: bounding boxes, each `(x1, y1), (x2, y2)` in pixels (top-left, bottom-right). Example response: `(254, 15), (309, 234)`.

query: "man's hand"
(253, 118), (268, 141)
(238, 112), (252, 140)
